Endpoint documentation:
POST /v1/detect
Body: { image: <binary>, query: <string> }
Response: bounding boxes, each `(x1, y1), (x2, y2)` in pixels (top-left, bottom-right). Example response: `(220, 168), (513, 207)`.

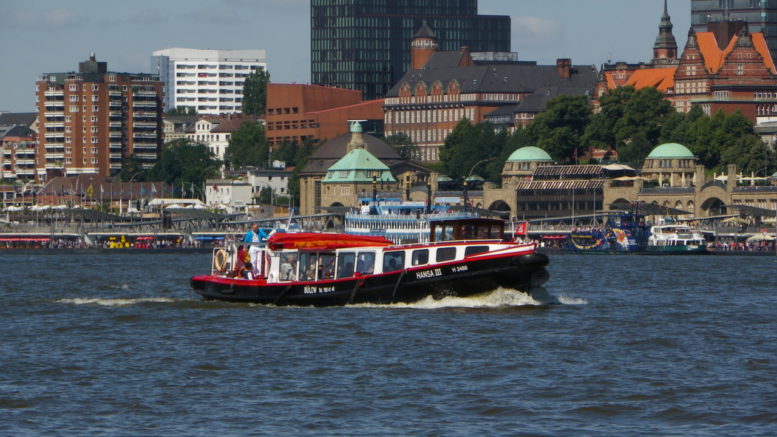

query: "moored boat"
(565, 211), (650, 253)
(190, 218), (550, 306)
(647, 224), (709, 254)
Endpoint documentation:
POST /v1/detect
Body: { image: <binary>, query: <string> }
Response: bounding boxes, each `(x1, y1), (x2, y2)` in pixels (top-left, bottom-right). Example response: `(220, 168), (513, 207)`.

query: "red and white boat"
(190, 218), (549, 306)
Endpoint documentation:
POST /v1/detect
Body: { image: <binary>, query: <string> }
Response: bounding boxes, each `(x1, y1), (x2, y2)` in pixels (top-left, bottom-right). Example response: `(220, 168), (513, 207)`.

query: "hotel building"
(151, 48), (268, 115)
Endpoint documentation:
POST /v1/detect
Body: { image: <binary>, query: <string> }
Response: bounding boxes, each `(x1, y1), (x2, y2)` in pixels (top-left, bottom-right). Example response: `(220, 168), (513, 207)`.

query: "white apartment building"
(151, 48), (268, 115)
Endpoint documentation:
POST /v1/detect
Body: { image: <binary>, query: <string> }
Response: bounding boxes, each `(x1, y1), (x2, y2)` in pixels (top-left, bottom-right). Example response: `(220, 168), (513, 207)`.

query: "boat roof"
(267, 232), (393, 251)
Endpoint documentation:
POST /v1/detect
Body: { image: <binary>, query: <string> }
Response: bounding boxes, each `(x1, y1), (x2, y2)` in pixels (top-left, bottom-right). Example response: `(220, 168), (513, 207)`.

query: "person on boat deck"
(233, 245), (253, 279)
(244, 223), (268, 277)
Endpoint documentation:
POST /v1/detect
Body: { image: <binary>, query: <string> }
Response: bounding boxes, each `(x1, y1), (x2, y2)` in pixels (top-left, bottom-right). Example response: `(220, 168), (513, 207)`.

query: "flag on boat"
(515, 221), (529, 236)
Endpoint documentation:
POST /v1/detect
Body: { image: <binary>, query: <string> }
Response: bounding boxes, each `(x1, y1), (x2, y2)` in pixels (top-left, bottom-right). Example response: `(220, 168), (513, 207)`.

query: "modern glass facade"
(311, 0), (510, 100)
(691, 0), (777, 57)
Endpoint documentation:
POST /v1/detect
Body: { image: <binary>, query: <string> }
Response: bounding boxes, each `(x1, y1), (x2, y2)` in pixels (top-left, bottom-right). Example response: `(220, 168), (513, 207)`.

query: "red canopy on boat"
(267, 233), (393, 251)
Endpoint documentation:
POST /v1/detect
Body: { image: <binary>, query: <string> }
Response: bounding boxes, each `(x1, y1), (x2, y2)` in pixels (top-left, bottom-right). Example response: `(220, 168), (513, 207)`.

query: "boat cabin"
(430, 218), (504, 242)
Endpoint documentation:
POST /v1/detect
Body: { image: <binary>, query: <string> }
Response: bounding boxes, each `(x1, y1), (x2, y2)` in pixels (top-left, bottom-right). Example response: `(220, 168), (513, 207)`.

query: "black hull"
(191, 252), (549, 306)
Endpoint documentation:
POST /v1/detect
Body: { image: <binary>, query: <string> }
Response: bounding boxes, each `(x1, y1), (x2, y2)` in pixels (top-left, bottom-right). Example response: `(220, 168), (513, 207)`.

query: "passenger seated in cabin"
(231, 245), (253, 279)
(356, 253), (375, 275)
(319, 254), (336, 279)
(280, 254), (297, 281)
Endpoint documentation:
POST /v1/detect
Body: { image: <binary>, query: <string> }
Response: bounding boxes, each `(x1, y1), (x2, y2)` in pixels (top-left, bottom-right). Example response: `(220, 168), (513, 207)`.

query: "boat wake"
(57, 297), (179, 307)
(356, 287), (585, 309)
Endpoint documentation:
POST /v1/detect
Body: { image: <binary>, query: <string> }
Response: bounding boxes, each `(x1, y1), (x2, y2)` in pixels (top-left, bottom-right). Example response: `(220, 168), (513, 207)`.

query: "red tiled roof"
(624, 67), (676, 91)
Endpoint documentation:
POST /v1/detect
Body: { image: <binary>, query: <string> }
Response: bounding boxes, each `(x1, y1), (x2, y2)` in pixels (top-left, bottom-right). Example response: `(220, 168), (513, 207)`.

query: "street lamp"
(463, 158), (493, 213)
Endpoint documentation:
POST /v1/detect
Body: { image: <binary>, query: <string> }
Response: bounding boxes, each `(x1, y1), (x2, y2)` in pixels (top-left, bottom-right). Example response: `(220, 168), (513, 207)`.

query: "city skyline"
(0, 0), (691, 112)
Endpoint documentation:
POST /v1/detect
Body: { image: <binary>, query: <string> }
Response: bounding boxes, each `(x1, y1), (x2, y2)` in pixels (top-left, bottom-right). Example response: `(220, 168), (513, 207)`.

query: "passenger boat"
(565, 211), (650, 253)
(647, 224), (708, 254)
(190, 218), (550, 306)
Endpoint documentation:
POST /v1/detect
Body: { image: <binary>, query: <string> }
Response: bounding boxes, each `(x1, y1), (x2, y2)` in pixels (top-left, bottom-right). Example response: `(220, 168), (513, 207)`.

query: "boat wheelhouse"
(190, 218), (550, 306)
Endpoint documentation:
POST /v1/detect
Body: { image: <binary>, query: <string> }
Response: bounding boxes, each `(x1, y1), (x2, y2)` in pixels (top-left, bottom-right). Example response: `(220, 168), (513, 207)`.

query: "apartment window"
(92, 106), (98, 112)
(91, 116), (97, 122)
(91, 158), (97, 164)
(69, 84), (77, 91)
(91, 127), (98, 133)
(92, 95), (98, 102)
(91, 147), (97, 153)
(69, 95), (79, 102)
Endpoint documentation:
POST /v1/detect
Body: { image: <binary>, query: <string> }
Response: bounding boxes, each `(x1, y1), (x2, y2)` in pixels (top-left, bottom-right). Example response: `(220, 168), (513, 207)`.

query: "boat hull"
(190, 251), (550, 306)
(646, 245), (709, 254)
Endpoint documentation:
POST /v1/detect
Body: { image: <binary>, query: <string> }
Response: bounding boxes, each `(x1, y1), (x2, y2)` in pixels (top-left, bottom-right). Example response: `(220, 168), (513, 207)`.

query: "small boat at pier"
(190, 218), (550, 306)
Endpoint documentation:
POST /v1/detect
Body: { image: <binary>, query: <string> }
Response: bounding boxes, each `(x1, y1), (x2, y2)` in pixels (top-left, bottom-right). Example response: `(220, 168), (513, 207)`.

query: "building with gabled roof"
(385, 26), (597, 161)
(596, 3), (777, 121)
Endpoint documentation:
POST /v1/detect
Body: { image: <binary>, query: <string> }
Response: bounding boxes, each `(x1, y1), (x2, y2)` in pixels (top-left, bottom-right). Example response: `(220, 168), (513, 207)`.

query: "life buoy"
(214, 249), (228, 273)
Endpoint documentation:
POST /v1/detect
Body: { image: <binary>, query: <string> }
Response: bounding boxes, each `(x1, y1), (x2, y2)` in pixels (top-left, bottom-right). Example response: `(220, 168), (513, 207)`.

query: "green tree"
(242, 67), (270, 115)
(526, 94), (591, 162)
(165, 106), (197, 116)
(721, 135), (776, 175)
(583, 86), (636, 150)
(384, 132), (419, 161)
(119, 154), (146, 182)
(439, 119), (503, 180)
(613, 87), (673, 150)
(146, 138), (221, 196)
(225, 121), (268, 169)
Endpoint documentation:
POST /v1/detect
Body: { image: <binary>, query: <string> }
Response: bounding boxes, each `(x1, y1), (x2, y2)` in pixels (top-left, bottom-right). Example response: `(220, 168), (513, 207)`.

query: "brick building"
(265, 84), (384, 147)
(1, 126), (37, 181)
(35, 54), (164, 181)
(596, 3), (777, 121)
(384, 24), (597, 161)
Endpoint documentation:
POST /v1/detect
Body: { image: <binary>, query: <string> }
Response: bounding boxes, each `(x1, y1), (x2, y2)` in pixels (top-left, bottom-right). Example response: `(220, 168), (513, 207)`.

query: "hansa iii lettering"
(415, 268), (442, 280)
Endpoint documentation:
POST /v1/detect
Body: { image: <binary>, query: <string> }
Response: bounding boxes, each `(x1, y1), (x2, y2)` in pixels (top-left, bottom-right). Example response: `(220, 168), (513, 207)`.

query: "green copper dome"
(647, 143), (694, 159)
(323, 148), (396, 183)
(506, 146), (553, 162)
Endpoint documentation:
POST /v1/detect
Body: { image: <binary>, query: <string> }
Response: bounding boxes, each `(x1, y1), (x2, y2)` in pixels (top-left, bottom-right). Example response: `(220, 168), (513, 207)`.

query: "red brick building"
(1, 126), (37, 181)
(264, 84), (384, 147)
(596, 12), (777, 121)
(35, 54), (164, 182)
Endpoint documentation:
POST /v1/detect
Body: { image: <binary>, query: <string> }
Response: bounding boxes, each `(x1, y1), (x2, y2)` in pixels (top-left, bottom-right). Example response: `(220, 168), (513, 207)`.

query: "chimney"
(557, 58), (572, 79)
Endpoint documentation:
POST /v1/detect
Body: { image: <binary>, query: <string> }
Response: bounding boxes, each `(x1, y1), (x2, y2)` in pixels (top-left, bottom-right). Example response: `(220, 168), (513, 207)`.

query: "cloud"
(1, 8), (82, 29)
(511, 15), (563, 49)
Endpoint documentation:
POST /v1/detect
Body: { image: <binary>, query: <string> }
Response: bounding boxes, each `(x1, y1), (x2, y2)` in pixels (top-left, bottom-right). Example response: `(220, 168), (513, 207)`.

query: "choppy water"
(1, 251), (775, 436)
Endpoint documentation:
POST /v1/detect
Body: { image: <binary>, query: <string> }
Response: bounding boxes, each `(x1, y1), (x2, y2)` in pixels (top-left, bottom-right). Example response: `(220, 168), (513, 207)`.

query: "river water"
(1, 251), (775, 436)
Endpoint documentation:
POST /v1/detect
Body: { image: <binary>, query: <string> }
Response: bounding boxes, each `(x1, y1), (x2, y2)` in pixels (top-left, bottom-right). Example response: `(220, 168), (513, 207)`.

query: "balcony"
(135, 153), (157, 160)
(134, 90), (157, 97)
(45, 122), (64, 129)
(44, 111), (65, 118)
(44, 132), (65, 139)
(44, 90), (64, 97)
(110, 153), (123, 160)
(15, 159), (35, 165)
(44, 100), (65, 107)
(133, 111), (157, 118)
(133, 121), (157, 128)
(109, 121), (123, 128)
(109, 90), (122, 97)
(46, 153), (64, 159)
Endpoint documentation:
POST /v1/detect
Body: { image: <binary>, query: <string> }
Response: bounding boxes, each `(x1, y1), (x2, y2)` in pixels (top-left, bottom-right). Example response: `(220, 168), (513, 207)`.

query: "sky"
(0, 0), (691, 113)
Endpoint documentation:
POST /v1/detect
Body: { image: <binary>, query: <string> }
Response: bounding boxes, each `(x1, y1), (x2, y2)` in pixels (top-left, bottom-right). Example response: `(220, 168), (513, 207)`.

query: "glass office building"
(311, 0), (511, 100)
(691, 0), (777, 57)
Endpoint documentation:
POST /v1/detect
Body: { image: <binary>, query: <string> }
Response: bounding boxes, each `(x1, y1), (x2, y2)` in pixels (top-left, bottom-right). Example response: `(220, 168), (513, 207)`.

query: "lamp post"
(372, 175), (377, 204)
(463, 158), (493, 214)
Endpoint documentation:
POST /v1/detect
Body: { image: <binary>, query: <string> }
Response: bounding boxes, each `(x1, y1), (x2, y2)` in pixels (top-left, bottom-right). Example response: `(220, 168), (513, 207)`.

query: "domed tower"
(652, 0), (678, 65)
(502, 146), (553, 186)
(411, 21), (437, 70)
(642, 143), (696, 187)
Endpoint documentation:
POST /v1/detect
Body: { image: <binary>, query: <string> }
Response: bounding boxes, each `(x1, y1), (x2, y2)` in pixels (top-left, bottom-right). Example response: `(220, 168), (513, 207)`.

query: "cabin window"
(435, 247), (456, 262)
(356, 252), (375, 275)
(319, 253), (336, 279)
(299, 252), (318, 281)
(411, 249), (429, 266)
(383, 251), (405, 272)
(337, 252), (355, 279)
(279, 252), (298, 281)
(464, 246), (490, 257)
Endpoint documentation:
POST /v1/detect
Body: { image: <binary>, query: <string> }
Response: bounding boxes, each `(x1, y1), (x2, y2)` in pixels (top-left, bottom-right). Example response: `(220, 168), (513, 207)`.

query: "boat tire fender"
(214, 249), (228, 273)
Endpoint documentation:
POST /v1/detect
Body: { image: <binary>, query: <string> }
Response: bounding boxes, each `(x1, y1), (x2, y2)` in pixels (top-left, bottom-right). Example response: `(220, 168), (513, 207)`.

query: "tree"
(225, 121), (268, 169)
(612, 87), (673, 150)
(583, 86), (636, 150)
(120, 154), (146, 182)
(526, 94), (591, 162)
(439, 119), (503, 180)
(384, 132), (419, 161)
(721, 135), (776, 175)
(242, 67), (270, 115)
(165, 106), (197, 116)
(146, 138), (221, 196)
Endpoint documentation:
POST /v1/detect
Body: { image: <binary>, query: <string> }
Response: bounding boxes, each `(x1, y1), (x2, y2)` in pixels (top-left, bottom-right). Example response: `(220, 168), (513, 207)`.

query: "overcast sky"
(0, 0), (691, 112)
